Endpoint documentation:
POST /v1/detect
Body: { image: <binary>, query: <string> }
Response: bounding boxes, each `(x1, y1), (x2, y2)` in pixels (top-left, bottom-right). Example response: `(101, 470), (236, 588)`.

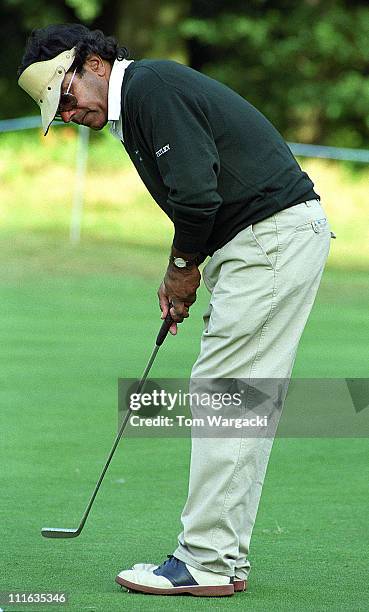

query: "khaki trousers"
(174, 199), (331, 578)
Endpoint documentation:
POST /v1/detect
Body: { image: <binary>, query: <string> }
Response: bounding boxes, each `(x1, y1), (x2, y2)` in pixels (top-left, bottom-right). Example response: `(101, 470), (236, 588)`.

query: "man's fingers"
(169, 321), (178, 335)
(157, 282), (170, 319)
(170, 300), (189, 322)
(160, 302), (168, 319)
(158, 268), (198, 327)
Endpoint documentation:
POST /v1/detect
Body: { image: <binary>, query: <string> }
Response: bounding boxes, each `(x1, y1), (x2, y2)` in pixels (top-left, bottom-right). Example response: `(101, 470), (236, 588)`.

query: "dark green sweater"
(120, 60), (318, 255)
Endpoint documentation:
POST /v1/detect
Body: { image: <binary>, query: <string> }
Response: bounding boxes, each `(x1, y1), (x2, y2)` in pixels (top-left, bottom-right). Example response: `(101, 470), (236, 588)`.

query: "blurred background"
(3, 0), (369, 147)
(1, 3), (368, 610)
(1, 0), (368, 273)
(1, 0), (369, 270)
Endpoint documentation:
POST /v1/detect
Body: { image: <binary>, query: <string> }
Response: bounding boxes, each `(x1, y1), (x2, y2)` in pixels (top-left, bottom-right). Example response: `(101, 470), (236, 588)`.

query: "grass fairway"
(1, 126), (368, 612)
(1, 233), (368, 612)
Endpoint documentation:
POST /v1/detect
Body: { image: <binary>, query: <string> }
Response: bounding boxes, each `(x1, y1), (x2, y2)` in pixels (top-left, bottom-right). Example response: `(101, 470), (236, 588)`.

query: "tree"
(181, 0), (369, 147)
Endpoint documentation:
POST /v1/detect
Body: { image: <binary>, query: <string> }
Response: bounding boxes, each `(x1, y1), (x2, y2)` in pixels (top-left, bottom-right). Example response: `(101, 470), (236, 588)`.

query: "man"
(18, 24), (331, 597)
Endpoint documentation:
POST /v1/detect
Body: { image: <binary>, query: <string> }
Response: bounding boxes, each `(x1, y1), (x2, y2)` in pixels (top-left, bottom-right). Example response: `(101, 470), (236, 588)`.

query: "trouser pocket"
(249, 216), (279, 270)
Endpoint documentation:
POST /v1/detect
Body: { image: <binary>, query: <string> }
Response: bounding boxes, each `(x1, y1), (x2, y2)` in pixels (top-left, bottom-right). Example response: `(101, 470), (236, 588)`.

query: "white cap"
(18, 48), (76, 135)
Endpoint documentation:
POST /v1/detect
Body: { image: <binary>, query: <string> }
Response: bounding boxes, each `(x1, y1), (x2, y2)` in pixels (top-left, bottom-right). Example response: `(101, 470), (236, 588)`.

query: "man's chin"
(83, 113), (108, 130)
(90, 122), (107, 131)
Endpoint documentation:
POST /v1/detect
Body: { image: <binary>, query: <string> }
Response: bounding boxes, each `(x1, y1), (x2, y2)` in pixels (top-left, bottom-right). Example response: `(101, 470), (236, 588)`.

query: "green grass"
(1, 129), (368, 610)
(1, 234), (368, 611)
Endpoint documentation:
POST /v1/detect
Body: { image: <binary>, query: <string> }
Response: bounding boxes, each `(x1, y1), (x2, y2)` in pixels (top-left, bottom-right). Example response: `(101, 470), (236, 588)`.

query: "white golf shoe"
(130, 561), (247, 592)
(116, 555), (234, 597)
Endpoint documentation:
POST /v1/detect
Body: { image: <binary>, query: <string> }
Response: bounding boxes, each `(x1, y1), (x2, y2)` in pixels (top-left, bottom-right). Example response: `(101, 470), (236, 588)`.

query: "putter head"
(41, 527), (81, 539)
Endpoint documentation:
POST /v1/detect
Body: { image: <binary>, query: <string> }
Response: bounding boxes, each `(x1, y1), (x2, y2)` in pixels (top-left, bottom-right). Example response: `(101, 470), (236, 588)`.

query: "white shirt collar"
(108, 58), (134, 141)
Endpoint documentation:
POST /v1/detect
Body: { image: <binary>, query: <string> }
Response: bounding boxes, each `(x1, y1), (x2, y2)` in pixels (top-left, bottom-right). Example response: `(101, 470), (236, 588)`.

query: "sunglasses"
(56, 66), (78, 115)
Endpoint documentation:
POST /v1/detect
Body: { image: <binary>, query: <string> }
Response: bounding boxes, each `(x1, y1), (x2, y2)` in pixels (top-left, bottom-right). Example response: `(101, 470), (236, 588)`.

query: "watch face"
(174, 257), (187, 268)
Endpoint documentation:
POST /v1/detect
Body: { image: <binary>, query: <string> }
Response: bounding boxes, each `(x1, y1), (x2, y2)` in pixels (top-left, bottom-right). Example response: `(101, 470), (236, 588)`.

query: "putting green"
(1, 258), (368, 611)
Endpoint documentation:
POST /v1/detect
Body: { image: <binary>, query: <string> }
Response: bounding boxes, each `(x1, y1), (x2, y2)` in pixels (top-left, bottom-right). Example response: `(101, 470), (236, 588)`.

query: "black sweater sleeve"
(136, 84), (223, 253)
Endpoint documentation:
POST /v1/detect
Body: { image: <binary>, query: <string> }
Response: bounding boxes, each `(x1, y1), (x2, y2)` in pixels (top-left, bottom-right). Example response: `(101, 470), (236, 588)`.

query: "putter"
(42, 309), (174, 539)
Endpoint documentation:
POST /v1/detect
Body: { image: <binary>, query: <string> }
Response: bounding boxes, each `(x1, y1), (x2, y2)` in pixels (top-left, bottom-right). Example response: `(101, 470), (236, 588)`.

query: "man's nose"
(59, 109), (77, 123)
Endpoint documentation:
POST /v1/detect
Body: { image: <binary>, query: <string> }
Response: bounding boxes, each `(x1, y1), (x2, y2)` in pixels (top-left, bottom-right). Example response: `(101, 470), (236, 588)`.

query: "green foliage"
(182, 1), (369, 147)
(65, 0), (102, 22)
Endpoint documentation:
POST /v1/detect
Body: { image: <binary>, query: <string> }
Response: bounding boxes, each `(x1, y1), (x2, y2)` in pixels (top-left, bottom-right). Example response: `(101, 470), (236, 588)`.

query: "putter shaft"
(42, 311), (173, 538)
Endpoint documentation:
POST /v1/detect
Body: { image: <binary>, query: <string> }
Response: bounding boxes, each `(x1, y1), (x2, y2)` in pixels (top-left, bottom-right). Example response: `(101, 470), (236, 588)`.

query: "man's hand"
(158, 263), (201, 335)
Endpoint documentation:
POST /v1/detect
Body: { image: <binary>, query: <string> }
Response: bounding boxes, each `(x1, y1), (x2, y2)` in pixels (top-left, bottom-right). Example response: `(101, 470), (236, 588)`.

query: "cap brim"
(18, 49), (76, 135)
(40, 76), (64, 135)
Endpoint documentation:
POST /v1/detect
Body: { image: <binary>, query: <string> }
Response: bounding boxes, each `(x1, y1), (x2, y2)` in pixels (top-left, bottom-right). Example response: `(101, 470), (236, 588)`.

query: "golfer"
(18, 24), (331, 597)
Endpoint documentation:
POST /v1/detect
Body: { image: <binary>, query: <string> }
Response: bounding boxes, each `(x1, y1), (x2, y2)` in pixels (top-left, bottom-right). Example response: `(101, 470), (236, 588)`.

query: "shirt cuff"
(173, 216), (215, 253)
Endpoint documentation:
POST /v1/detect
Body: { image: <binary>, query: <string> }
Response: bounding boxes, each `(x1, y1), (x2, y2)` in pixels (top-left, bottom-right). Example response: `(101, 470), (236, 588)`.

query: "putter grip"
(156, 309), (174, 346)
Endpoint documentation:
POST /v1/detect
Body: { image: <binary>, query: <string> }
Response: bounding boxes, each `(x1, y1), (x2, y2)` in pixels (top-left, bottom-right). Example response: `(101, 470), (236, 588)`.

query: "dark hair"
(18, 23), (129, 77)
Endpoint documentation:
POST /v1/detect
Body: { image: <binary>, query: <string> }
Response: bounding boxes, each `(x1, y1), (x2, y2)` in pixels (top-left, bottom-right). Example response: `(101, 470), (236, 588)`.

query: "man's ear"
(85, 54), (106, 76)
